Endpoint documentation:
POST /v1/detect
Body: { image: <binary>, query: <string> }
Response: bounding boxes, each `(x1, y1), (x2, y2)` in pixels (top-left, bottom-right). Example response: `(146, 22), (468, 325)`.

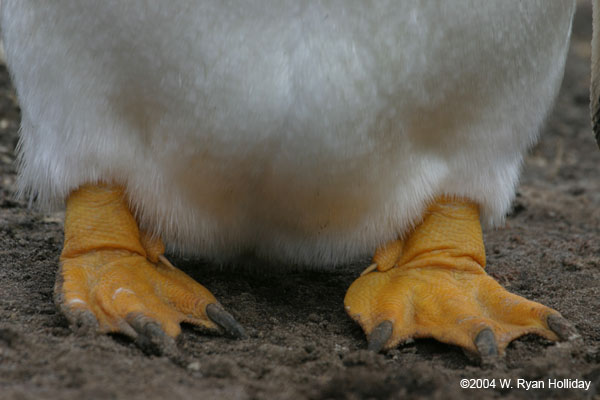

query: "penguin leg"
(56, 184), (245, 356)
(344, 197), (577, 357)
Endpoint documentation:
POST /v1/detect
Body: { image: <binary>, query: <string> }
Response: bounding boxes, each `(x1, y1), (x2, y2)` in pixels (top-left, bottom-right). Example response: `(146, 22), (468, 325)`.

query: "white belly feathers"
(2, 0), (575, 265)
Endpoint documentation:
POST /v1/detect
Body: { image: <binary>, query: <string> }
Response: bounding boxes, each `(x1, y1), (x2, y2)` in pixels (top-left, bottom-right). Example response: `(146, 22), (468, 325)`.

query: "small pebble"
(187, 361), (201, 371)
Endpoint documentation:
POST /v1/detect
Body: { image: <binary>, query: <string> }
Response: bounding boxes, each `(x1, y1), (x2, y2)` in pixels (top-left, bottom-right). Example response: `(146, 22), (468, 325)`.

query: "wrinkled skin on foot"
(344, 198), (577, 357)
(56, 184), (245, 356)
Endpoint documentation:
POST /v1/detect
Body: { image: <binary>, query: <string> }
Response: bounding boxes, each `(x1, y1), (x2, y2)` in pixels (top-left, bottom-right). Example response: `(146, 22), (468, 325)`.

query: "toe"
(125, 312), (179, 357)
(372, 240), (404, 272)
(474, 328), (499, 357)
(547, 314), (579, 341)
(151, 258), (225, 333)
(477, 278), (551, 325)
(344, 269), (393, 331)
(205, 304), (247, 338)
(475, 278), (561, 344)
(100, 283), (184, 338)
(367, 321), (394, 352)
(59, 304), (100, 334)
(55, 261), (101, 333)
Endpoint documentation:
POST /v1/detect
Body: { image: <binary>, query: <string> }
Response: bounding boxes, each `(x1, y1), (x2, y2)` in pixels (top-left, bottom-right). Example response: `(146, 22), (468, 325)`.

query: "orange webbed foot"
(344, 198), (577, 358)
(56, 184), (245, 356)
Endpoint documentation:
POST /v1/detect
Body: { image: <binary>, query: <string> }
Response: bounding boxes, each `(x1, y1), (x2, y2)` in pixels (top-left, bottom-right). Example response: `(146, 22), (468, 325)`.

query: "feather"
(1, 0), (576, 266)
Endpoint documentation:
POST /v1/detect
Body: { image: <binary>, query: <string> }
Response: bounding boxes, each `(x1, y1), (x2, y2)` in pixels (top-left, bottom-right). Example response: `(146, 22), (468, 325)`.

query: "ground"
(1, 4), (599, 400)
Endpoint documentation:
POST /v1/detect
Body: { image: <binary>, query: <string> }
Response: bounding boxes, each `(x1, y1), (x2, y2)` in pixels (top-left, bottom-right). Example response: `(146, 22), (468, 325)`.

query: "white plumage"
(2, 1), (574, 266)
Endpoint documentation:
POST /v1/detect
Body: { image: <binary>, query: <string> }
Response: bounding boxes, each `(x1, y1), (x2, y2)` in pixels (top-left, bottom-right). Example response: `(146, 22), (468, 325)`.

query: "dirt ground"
(1, 4), (599, 400)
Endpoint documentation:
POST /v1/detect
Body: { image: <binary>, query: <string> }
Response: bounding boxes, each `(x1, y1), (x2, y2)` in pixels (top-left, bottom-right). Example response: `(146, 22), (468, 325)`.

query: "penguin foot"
(56, 184), (245, 357)
(344, 197), (576, 358)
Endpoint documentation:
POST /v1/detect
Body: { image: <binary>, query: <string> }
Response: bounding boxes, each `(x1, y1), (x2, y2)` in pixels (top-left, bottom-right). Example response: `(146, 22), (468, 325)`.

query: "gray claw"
(547, 314), (578, 341)
(62, 307), (100, 335)
(55, 265), (99, 334)
(367, 321), (393, 353)
(126, 313), (178, 358)
(206, 303), (247, 339)
(474, 328), (498, 358)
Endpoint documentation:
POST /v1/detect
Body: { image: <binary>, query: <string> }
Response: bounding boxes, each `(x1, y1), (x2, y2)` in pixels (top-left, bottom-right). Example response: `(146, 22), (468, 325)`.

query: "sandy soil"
(1, 4), (599, 400)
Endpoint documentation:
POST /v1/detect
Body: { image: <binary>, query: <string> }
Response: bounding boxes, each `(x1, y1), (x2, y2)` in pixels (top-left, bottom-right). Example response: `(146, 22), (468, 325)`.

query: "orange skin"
(57, 184), (567, 355)
(344, 198), (562, 355)
(57, 184), (220, 341)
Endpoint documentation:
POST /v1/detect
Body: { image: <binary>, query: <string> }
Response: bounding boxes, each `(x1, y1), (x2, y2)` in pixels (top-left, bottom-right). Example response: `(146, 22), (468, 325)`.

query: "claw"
(474, 328), (498, 357)
(61, 306), (100, 334)
(126, 313), (178, 357)
(547, 314), (578, 341)
(367, 321), (393, 353)
(360, 263), (378, 276)
(206, 303), (247, 339)
(54, 265), (99, 334)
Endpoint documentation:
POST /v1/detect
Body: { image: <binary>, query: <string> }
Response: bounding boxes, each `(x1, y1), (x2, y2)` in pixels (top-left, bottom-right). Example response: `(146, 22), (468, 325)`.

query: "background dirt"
(1, 4), (599, 400)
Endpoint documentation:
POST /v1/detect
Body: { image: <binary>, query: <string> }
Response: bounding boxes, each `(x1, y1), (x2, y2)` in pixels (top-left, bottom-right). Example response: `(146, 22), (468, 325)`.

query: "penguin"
(1, 0), (578, 357)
